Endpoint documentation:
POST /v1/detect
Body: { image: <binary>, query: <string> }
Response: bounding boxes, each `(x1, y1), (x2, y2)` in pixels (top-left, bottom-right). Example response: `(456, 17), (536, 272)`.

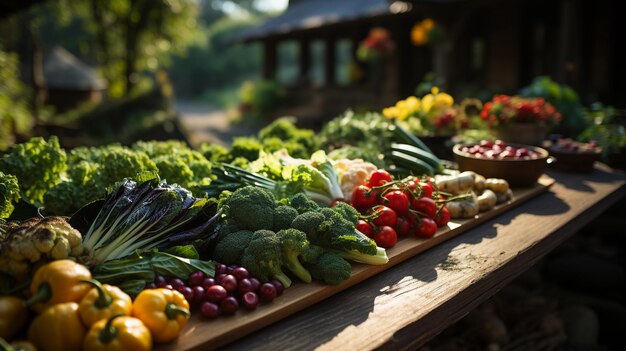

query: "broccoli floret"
(331, 202), (360, 225)
(0, 171), (20, 218)
(304, 249), (351, 285)
(241, 230), (292, 288)
(213, 230), (254, 264)
(289, 193), (320, 214)
(217, 219), (239, 241)
(295, 208), (388, 266)
(276, 228), (311, 283)
(290, 211), (327, 243)
(223, 186), (276, 231)
(199, 143), (230, 164)
(273, 205), (299, 232)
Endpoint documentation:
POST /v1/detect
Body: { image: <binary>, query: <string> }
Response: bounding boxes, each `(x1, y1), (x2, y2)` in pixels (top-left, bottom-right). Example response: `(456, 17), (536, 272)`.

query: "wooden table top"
(217, 167), (626, 350)
(214, 166), (625, 351)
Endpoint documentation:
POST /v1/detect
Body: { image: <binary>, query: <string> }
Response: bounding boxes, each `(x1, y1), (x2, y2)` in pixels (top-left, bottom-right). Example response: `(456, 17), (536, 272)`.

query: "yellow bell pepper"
(132, 288), (190, 343)
(78, 279), (132, 327)
(83, 314), (152, 351)
(27, 302), (85, 351)
(26, 259), (92, 313)
(0, 296), (28, 340)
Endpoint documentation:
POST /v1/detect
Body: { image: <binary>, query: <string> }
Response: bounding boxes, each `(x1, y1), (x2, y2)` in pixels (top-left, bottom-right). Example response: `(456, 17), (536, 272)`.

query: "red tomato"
(372, 206), (398, 227)
(350, 185), (378, 211)
(383, 190), (409, 216)
(405, 180), (418, 192)
(419, 182), (434, 199)
(395, 216), (410, 236)
(414, 217), (437, 238)
(411, 197), (438, 219)
(434, 207), (451, 228)
(356, 220), (374, 238)
(374, 226), (397, 248)
(368, 169), (392, 187)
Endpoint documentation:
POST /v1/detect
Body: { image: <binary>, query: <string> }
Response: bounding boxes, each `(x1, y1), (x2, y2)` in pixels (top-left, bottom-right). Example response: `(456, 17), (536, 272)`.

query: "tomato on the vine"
(414, 217), (437, 238)
(395, 216), (411, 236)
(419, 182), (434, 199)
(373, 226), (397, 248)
(368, 169), (392, 187)
(434, 207), (451, 228)
(356, 220), (374, 238)
(383, 190), (409, 216)
(351, 185), (378, 211)
(372, 206), (397, 227)
(411, 197), (438, 219)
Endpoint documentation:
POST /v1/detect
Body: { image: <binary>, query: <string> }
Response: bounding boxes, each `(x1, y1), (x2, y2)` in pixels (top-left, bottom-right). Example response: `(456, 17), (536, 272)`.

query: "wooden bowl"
(453, 143), (550, 187)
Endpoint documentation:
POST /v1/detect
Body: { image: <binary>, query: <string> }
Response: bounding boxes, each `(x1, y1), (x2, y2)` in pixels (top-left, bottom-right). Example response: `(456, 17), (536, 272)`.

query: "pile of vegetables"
(0, 102), (531, 350)
(1, 259), (191, 351)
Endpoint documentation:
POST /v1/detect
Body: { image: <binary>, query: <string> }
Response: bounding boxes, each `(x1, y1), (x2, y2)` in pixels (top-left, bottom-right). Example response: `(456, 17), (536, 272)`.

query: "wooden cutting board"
(159, 175), (555, 351)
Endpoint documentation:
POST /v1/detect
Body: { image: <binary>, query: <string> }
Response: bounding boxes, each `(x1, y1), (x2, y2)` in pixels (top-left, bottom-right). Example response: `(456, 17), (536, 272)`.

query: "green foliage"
(199, 143), (230, 164)
(519, 76), (585, 135)
(54, 0), (199, 97)
(44, 144), (158, 215)
(169, 16), (264, 98)
(0, 48), (34, 151)
(0, 172), (20, 218)
(258, 117), (318, 158)
(232, 80), (284, 124)
(579, 103), (626, 156)
(319, 110), (392, 153)
(0, 136), (67, 207)
(229, 137), (263, 161)
(132, 140), (212, 190)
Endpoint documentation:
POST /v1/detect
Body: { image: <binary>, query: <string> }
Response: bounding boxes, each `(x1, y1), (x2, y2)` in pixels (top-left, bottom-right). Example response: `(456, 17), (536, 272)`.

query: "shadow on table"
(547, 167), (626, 193)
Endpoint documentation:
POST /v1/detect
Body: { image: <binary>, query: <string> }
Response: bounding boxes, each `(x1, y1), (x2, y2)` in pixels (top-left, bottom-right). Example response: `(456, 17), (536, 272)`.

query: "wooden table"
(206, 166), (625, 351)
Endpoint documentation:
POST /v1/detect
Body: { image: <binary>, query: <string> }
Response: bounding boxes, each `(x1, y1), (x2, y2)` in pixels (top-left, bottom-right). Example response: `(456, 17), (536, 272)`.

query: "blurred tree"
(54, 0), (199, 97)
(0, 47), (34, 150)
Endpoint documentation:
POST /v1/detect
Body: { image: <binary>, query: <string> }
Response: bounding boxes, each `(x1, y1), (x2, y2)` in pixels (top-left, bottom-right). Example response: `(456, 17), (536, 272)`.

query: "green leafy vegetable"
(0, 136), (67, 207)
(0, 171), (20, 218)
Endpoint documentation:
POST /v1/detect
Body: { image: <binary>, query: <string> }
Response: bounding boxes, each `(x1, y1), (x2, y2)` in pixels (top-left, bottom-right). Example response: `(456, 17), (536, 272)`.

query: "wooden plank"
(219, 167), (626, 351)
(160, 176), (556, 351)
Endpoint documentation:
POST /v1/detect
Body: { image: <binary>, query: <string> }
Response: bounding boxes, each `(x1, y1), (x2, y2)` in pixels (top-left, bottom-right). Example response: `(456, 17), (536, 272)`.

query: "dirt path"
(175, 100), (259, 147)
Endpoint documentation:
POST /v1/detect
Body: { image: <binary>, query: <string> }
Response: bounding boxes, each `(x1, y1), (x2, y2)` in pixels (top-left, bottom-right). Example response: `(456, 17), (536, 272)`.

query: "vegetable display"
(0, 101), (551, 350)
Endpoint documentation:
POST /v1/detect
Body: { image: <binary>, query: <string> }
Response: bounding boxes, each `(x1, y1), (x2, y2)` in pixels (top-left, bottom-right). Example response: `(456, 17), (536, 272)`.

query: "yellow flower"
(435, 92), (454, 106)
(383, 106), (400, 119)
(431, 86), (439, 94)
(411, 26), (427, 46)
(421, 94), (434, 112)
(422, 18), (435, 31)
(405, 96), (421, 112)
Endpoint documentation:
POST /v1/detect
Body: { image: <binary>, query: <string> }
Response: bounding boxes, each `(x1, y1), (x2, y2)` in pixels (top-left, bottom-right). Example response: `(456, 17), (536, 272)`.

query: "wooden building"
(235, 0), (624, 123)
(42, 46), (107, 112)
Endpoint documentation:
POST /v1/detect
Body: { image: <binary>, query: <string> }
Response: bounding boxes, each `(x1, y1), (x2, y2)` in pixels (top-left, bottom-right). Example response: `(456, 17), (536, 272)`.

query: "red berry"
(242, 292), (259, 310)
(200, 301), (220, 319)
(220, 296), (239, 315)
(206, 285), (228, 303)
(259, 283), (277, 302)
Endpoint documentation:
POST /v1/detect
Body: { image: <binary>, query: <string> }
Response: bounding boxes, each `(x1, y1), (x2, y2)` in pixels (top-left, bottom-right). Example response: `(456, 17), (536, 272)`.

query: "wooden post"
(299, 39), (310, 83)
(263, 40), (277, 80)
(324, 36), (335, 85)
(556, 0), (582, 87)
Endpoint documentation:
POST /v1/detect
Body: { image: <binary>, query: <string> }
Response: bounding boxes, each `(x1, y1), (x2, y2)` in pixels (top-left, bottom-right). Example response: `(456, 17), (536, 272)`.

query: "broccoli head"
(294, 208), (388, 266)
(276, 228), (311, 283)
(213, 230), (254, 265)
(303, 247), (351, 285)
(290, 211), (327, 244)
(241, 230), (291, 288)
(289, 193), (320, 214)
(223, 186), (275, 231)
(273, 205), (299, 232)
(331, 202), (360, 225)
